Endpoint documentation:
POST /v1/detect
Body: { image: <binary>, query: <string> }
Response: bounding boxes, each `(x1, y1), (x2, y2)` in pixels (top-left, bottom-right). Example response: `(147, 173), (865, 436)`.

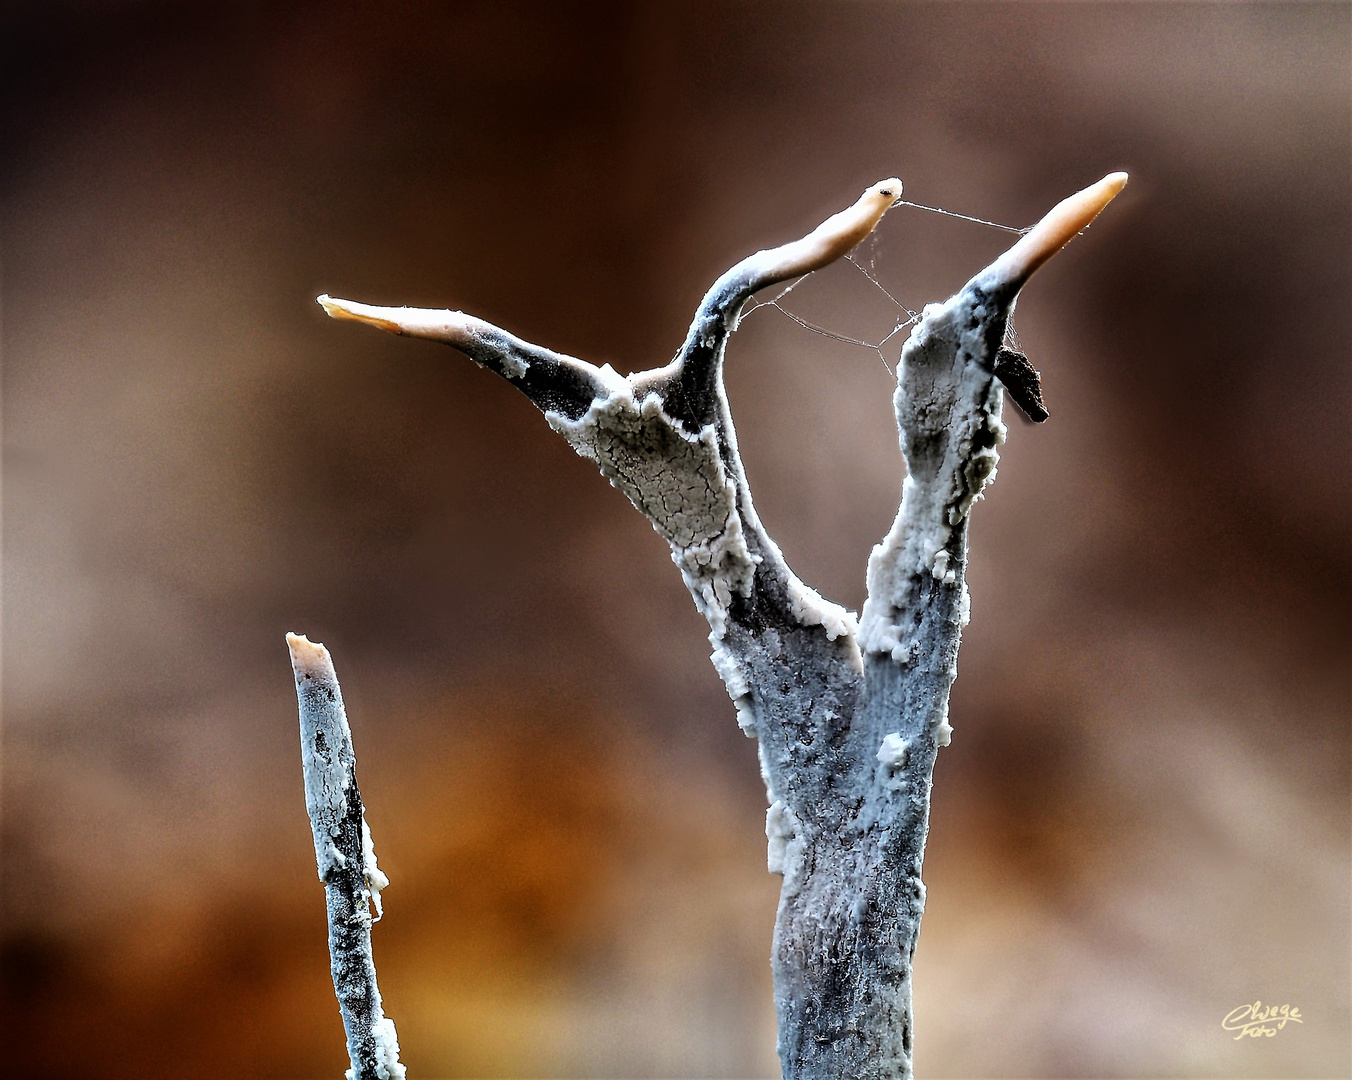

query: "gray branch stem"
(288, 632), (406, 1080)
(317, 171), (1125, 1079)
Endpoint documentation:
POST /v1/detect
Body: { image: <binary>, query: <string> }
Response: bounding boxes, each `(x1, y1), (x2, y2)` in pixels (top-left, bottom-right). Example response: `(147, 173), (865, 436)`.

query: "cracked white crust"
(545, 373), (864, 654)
(547, 384), (761, 639)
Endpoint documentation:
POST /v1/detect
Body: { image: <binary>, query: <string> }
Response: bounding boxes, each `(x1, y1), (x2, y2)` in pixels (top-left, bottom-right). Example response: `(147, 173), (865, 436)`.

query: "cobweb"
(737, 195), (1031, 377)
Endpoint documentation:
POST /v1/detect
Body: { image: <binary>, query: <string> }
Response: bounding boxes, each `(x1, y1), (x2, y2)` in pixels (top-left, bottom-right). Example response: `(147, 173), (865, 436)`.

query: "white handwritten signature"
(1223, 1001), (1303, 1040)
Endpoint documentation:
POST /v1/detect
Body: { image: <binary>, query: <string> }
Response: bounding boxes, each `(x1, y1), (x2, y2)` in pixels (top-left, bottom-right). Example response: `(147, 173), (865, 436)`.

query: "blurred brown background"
(2, 1), (1348, 1077)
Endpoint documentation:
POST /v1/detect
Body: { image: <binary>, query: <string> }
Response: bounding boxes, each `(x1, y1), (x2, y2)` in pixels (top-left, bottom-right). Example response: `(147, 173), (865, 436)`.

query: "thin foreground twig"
(288, 632), (406, 1080)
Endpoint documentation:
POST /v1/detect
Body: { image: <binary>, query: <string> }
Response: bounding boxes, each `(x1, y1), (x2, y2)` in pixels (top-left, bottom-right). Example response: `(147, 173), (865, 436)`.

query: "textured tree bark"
(318, 172), (1125, 1079)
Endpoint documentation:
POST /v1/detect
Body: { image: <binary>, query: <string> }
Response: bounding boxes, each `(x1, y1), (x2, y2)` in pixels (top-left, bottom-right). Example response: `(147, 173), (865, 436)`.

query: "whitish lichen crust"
(876, 733), (910, 768)
(548, 384), (761, 638)
(710, 640), (758, 735)
(367, 1016), (406, 1080)
(361, 814), (390, 920)
(859, 289), (1007, 660)
(765, 798), (804, 883)
(786, 575), (859, 641)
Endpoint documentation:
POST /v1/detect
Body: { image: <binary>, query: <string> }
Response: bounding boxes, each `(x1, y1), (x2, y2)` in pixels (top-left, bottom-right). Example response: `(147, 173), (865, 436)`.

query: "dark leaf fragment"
(993, 347), (1049, 423)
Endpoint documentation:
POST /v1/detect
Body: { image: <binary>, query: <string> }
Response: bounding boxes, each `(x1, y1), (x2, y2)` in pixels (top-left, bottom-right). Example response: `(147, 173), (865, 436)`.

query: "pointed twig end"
(986, 171), (1128, 294)
(286, 631), (333, 675)
(317, 294), (405, 334)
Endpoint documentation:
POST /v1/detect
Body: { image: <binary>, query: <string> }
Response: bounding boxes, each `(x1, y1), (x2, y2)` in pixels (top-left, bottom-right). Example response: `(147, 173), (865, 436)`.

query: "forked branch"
(319, 171), (1125, 1079)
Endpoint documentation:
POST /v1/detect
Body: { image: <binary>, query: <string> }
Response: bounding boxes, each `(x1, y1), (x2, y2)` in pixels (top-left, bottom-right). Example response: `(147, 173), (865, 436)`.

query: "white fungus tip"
(871, 176), (903, 204)
(317, 294), (402, 334)
(757, 177), (904, 281)
(320, 294), (500, 352)
(988, 171), (1129, 289)
(286, 632), (333, 676)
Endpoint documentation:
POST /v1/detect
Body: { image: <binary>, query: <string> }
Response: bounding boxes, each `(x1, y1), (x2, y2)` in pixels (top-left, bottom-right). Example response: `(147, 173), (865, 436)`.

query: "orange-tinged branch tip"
(286, 631), (333, 675)
(318, 295), (405, 335)
(990, 172), (1128, 289)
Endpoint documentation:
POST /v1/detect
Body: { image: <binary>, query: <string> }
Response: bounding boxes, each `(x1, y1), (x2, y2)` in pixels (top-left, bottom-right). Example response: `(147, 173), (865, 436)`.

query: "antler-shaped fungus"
(319, 170), (1125, 1079)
